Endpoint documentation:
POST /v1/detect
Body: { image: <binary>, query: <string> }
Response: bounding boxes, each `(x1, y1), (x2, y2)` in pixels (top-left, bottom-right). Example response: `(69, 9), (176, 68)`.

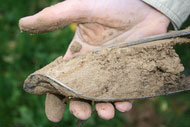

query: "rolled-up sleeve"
(142, 0), (190, 29)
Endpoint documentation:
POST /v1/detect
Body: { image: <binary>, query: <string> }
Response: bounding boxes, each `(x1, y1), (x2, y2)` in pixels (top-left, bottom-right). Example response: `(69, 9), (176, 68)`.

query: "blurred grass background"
(0, 0), (190, 127)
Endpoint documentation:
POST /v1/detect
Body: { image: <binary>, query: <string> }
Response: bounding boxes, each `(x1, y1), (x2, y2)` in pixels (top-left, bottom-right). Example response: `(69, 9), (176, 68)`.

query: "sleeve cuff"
(142, 0), (183, 30)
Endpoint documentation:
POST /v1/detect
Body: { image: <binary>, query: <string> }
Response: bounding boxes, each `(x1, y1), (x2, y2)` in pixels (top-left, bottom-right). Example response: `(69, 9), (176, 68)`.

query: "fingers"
(95, 102), (132, 120)
(69, 100), (92, 120)
(19, 0), (90, 33)
(45, 93), (66, 122)
(45, 95), (132, 122)
(69, 101), (132, 120)
(114, 101), (132, 112)
(95, 103), (115, 120)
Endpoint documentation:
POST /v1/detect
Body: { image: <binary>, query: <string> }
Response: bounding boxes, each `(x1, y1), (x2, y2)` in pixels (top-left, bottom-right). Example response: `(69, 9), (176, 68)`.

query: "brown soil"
(70, 41), (82, 54)
(24, 37), (190, 101)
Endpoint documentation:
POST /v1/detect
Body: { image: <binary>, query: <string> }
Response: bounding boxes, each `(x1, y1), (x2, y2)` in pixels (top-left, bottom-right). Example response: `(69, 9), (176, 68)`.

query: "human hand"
(19, 0), (170, 122)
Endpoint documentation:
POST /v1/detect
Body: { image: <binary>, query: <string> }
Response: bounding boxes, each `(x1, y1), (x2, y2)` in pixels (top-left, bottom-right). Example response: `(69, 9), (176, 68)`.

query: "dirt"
(70, 41), (82, 54)
(78, 23), (124, 46)
(24, 37), (190, 101)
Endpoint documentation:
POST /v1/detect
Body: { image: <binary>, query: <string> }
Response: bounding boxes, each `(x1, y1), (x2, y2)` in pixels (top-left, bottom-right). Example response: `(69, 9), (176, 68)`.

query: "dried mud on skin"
(70, 41), (82, 54)
(24, 37), (190, 101)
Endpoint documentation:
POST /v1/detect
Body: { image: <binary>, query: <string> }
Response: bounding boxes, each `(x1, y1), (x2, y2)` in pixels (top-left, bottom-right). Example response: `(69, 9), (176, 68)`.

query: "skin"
(45, 93), (66, 122)
(19, 0), (170, 122)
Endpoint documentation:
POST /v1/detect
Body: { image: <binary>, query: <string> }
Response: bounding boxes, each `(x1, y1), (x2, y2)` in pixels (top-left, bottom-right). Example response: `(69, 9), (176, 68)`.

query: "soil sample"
(24, 37), (190, 101)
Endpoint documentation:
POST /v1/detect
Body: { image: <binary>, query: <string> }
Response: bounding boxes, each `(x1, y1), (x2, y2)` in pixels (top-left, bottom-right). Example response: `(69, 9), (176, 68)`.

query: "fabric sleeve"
(142, 0), (190, 29)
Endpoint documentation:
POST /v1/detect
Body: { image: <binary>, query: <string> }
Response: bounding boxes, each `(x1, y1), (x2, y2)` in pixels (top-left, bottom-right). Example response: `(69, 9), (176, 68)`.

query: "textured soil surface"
(24, 37), (190, 101)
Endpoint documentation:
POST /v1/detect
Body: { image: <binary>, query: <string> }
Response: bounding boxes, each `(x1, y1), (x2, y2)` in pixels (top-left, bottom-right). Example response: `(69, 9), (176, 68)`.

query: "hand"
(19, 0), (170, 122)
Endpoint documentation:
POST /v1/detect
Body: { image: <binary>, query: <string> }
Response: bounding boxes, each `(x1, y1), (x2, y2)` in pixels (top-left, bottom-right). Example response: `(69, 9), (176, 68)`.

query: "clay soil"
(25, 37), (190, 101)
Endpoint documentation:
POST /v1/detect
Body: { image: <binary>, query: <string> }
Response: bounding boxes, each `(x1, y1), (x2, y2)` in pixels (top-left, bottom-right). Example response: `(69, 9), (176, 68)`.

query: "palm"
(65, 0), (169, 58)
(74, 0), (155, 45)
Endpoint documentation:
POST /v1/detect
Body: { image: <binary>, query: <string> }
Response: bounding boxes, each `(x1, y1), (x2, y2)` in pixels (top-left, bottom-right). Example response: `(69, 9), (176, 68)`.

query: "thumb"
(19, 0), (90, 33)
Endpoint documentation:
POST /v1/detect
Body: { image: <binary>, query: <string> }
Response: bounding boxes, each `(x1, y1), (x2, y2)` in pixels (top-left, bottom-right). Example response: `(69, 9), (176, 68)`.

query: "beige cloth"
(142, 0), (190, 29)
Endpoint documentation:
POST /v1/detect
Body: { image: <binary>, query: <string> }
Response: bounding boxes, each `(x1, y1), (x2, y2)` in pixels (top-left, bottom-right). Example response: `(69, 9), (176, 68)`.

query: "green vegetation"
(0, 0), (190, 126)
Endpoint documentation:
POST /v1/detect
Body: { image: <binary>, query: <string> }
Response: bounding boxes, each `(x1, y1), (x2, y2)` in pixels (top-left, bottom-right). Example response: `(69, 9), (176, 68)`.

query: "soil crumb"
(70, 41), (82, 54)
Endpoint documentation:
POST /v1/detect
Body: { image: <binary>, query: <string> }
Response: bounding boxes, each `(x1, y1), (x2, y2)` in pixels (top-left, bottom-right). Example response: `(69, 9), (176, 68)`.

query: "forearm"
(142, 0), (190, 29)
